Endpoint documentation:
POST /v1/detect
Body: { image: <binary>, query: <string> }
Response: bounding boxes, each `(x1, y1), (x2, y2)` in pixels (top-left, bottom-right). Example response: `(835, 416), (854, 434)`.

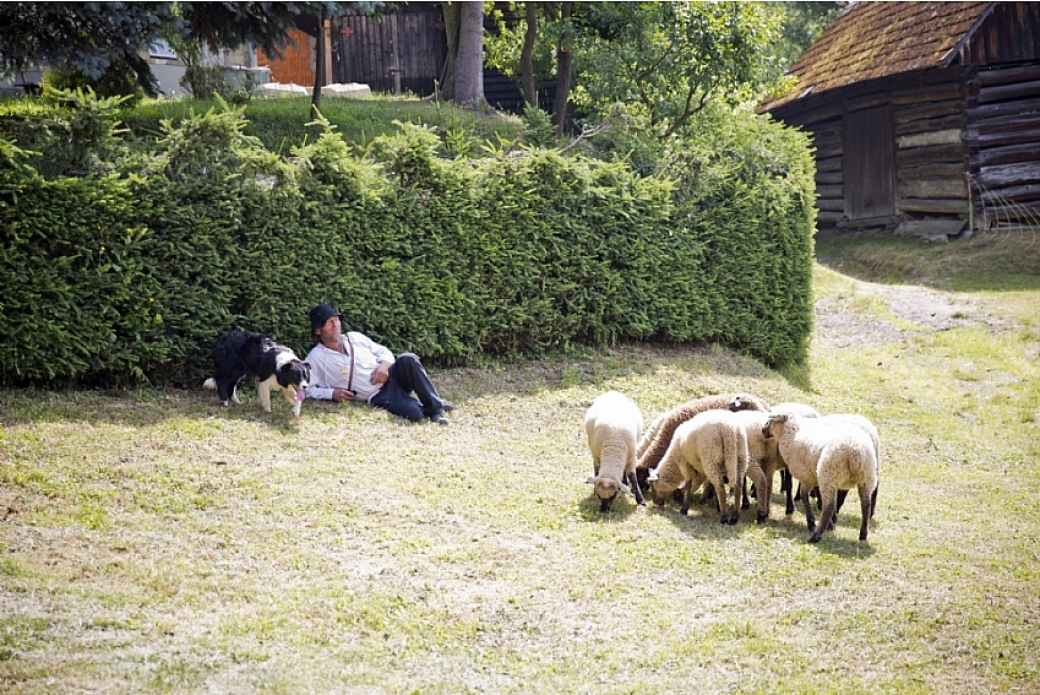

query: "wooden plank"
(975, 142), (1040, 168)
(967, 112), (1040, 134)
(816, 210), (844, 224)
(814, 141), (842, 159)
(970, 96), (1040, 119)
(890, 82), (963, 105)
(965, 126), (1040, 150)
(845, 92), (890, 113)
(897, 128), (963, 149)
(900, 162), (966, 180)
(816, 197), (844, 212)
(977, 79), (1040, 104)
(816, 184), (843, 199)
(894, 99), (964, 124)
(897, 198), (968, 214)
(980, 185), (1040, 204)
(896, 143), (967, 166)
(975, 162), (1040, 189)
(816, 156), (843, 173)
(977, 63), (1040, 87)
(895, 114), (965, 137)
(815, 171), (843, 185)
(898, 179), (966, 199)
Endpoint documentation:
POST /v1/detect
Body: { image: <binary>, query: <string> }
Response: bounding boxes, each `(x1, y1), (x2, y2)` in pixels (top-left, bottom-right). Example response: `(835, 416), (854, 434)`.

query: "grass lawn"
(2, 227), (1039, 693)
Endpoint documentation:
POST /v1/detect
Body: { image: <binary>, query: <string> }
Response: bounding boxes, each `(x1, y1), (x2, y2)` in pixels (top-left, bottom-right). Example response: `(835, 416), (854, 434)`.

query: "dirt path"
(813, 281), (1007, 349)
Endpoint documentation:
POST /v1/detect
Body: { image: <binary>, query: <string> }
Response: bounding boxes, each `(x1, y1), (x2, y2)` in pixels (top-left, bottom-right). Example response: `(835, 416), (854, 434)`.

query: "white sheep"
(647, 410), (749, 524)
(585, 390), (645, 512)
(762, 413), (878, 543)
(768, 402), (821, 514)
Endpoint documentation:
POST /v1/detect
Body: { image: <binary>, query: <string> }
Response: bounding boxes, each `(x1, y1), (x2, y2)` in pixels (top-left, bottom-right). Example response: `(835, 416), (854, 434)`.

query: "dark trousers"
(369, 352), (445, 422)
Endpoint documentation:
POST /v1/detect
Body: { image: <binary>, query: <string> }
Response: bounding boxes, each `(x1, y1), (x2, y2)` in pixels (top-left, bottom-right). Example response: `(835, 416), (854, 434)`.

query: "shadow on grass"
(576, 494), (644, 522)
(815, 228), (1040, 293)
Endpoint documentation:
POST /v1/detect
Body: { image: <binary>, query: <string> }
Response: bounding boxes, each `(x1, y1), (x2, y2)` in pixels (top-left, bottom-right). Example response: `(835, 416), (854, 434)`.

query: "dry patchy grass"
(2, 253), (1040, 693)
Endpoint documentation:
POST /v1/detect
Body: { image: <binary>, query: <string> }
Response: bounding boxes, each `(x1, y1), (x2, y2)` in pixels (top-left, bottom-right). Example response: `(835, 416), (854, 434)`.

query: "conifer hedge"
(0, 97), (815, 387)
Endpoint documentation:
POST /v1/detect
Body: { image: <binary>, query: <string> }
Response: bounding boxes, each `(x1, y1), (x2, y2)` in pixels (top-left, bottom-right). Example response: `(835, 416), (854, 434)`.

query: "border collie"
(203, 330), (311, 417)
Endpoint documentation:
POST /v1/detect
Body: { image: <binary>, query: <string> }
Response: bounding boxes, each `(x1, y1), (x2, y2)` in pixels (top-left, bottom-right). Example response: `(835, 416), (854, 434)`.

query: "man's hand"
(372, 361), (390, 386)
(332, 388), (356, 402)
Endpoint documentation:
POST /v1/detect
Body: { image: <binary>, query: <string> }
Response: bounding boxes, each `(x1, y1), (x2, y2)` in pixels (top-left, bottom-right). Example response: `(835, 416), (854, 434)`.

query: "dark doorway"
(844, 105), (896, 220)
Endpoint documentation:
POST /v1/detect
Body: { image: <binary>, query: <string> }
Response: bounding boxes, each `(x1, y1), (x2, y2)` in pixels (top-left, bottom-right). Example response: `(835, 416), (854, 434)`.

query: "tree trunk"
(438, 2), (462, 100)
(453, 1), (485, 106)
(311, 7), (326, 113)
(520, 2), (537, 107)
(552, 2), (572, 133)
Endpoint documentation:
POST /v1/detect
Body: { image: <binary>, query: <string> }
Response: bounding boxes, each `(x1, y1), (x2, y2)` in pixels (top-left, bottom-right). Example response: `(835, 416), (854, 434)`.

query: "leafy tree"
(571, 2), (784, 137)
(768, 1), (846, 72)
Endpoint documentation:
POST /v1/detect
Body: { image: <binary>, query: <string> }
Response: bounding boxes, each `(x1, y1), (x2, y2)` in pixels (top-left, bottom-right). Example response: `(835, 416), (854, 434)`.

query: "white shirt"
(304, 331), (395, 403)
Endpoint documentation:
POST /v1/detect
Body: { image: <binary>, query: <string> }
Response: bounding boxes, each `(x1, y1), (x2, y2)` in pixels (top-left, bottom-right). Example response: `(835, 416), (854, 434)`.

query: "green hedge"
(0, 97), (814, 387)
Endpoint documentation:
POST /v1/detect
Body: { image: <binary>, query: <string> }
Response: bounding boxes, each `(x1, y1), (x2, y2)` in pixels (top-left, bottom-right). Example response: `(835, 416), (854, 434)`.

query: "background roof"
(761, 1), (993, 111)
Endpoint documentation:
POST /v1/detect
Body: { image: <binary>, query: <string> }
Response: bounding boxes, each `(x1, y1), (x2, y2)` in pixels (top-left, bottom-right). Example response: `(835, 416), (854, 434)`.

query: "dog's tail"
(203, 378), (217, 391)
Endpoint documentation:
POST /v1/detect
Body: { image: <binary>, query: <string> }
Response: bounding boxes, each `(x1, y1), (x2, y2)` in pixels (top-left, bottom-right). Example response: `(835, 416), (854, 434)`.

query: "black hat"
(310, 303), (342, 332)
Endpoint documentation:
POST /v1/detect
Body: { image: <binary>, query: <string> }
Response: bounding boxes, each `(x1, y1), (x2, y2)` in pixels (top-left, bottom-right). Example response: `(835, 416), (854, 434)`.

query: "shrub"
(0, 96), (814, 386)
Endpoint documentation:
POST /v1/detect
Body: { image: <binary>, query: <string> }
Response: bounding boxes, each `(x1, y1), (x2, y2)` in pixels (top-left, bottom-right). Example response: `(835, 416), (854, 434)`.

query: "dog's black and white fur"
(203, 330), (311, 417)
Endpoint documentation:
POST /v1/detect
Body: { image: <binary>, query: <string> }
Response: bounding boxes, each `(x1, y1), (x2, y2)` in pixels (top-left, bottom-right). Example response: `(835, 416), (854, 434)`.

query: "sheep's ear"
(619, 483), (634, 497)
(647, 471), (659, 482)
(677, 480), (687, 490)
(585, 476), (596, 485)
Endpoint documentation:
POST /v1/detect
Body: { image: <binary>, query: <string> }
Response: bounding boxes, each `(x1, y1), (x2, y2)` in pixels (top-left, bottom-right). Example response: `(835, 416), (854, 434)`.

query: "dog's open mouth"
(294, 386), (305, 402)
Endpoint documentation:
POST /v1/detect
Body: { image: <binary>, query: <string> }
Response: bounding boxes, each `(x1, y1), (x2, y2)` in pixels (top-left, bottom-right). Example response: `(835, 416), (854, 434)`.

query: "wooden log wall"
(966, 62), (1040, 227)
(891, 70), (969, 221)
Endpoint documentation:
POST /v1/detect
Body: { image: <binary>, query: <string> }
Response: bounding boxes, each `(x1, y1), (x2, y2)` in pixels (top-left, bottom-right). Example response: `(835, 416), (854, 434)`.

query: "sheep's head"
(729, 394), (768, 413)
(647, 469), (684, 507)
(762, 412), (789, 441)
(586, 476), (632, 512)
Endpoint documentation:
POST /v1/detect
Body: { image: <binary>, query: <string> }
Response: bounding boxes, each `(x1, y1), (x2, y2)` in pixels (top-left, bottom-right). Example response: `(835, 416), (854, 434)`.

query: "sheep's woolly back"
(771, 402), (820, 419)
(585, 391), (643, 500)
(819, 413), (880, 472)
(636, 393), (769, 472)
(764, 414), (877, 494)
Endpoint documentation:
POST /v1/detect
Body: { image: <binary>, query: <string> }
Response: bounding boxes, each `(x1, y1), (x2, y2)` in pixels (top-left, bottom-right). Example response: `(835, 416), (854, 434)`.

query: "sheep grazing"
(647, 410), (750, 524)
(584, 390), (645, 512)
(635, 392), (770, 476)
(727, 410), (783, 523)
(762, 413), (878, 543)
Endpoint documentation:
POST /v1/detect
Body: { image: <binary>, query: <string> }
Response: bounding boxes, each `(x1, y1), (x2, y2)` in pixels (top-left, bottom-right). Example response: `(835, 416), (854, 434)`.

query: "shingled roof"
(761, 1), (994, 112)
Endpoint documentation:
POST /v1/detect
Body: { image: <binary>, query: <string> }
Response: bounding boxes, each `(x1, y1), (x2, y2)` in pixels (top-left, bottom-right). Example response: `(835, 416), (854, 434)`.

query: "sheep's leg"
(799, 482), (815, 532)
(811, 485), (837, 544)
(729, 474), (743, 525)
(783, 472), (796, 515)
(870, 483), (879, 519)
(858, 484), (872, 541)
(679, 472), (704, 516)
(741, 478), (751, 509)
(627, 470), (646, 506)
(746, 463), (769, 524)
(712, 475), (730, 525)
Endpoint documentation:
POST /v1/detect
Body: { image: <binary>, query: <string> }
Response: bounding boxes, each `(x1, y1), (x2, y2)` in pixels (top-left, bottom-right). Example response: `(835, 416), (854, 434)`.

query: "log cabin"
(759, 2), (1040, 238)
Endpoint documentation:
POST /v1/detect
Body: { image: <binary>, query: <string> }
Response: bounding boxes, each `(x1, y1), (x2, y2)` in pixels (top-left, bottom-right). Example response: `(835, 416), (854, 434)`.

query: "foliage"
(570, 2), (785, 137)
(767, 1), (847, 72)
(0, 94), (814, 386)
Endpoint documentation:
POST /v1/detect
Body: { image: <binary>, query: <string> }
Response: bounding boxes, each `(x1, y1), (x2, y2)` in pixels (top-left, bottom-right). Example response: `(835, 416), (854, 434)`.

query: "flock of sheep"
(584, 390), (880, 543)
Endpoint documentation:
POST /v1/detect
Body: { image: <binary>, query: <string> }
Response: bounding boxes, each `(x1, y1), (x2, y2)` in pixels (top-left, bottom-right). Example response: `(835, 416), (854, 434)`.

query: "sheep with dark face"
(585, 390), (645, 512)
(762, 413), (878, 543)
(647, 410), (749, 524)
